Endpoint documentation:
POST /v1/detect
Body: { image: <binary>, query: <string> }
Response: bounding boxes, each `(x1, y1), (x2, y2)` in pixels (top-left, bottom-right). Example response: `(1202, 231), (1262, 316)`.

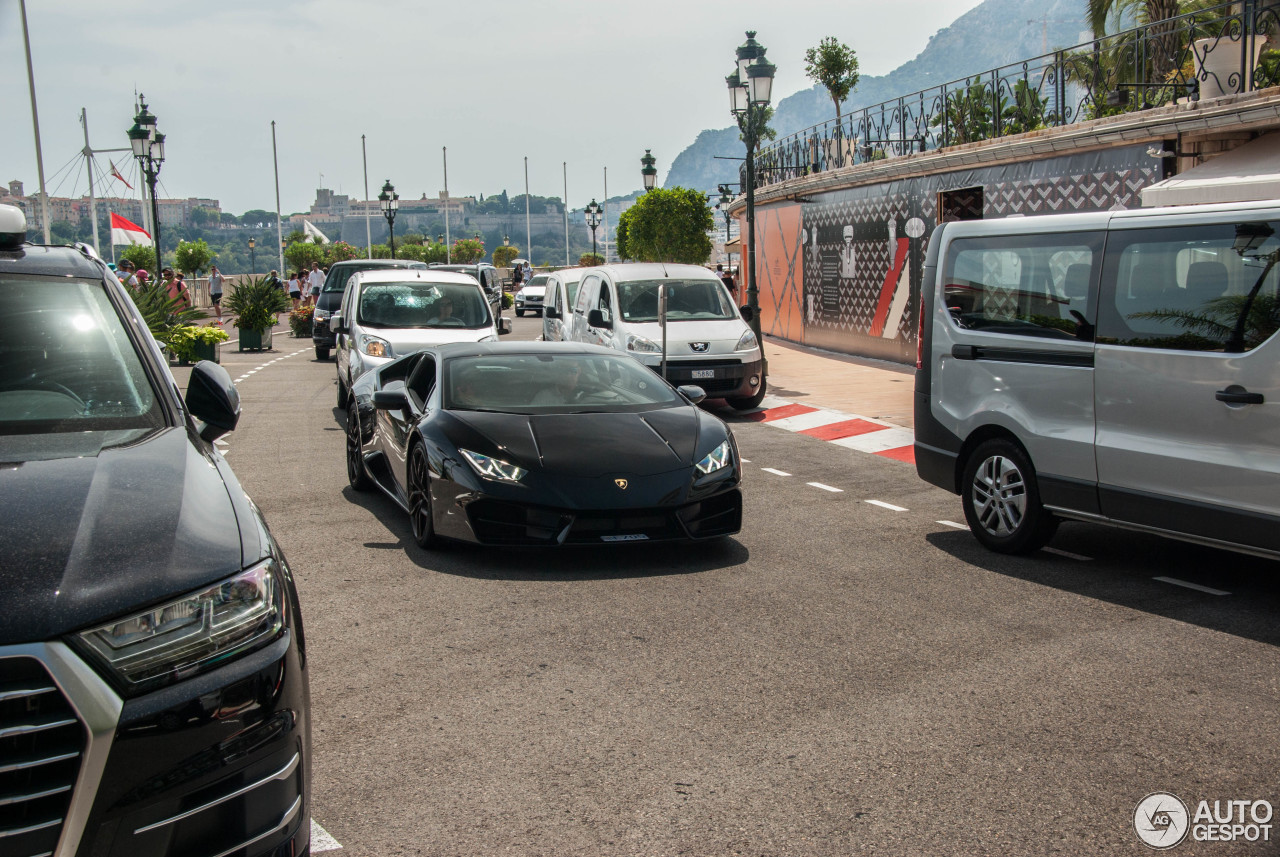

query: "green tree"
(452, 238), (486, 264)
(493, 245), (520, 268)
(325, 241), (361, 264)
(219, 212), (239, 226)
(614, 187), (713, 264)
(424, 242), (449, 264)
(284, 240), (325, 273)
(738, 105), (777, 154)
(174, 238), (214, 276)
(190, 207), (217, 228)
(241, 209), (275, 228)
(804, 37), (860, 126)
(285, 229), (307, 245)
(119, 244), (157, 273)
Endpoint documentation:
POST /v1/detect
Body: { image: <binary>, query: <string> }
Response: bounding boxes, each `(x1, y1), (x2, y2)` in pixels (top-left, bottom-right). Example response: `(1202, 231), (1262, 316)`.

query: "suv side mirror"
(186, 361), (241, 442)
(587, 309), (612, 329)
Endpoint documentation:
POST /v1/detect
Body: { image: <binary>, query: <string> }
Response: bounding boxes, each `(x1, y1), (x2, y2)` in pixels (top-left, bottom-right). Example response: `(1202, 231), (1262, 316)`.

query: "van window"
(942, 233), (1102, 340)
(1096, 222), (1280, 352)
(617, 279), (738, 322)
(596, 279), (613, 323)
(575, 276), (599, 315)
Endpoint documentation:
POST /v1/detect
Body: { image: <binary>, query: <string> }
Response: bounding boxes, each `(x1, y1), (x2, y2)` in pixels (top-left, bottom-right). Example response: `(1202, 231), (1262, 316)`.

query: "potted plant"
(168, 323), (230, 365)
(289, 304), (315, 338)
(223, 276), (290, 351)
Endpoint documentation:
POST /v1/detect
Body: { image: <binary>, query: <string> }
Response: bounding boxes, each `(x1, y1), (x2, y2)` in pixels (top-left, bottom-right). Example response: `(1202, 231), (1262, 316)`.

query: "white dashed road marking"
(761, 468), (791, 477)
(937, 520), (967, 530)
(1154, 577), (1231, 596)
(865, 499), (908, 512)
(311, 820), (342, 852)
(807, 482), (843, 493)
(1043, 547), (1093, 561)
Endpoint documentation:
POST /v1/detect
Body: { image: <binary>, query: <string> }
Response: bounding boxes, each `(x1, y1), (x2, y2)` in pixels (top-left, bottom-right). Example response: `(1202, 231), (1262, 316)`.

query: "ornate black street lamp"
(716, 184), (735, 270)
(727, 30), (776, 382)
(248, 237), (256, 274)
(378, 179), (399, 259)
(641, 150), (657, 191)
(585, 199), (603, 260)
(127, 95), (164, 272)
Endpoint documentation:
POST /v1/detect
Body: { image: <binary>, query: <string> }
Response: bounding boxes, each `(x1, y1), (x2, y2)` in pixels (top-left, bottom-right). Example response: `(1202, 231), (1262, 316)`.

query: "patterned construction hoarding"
(748, 143), (1161, 363)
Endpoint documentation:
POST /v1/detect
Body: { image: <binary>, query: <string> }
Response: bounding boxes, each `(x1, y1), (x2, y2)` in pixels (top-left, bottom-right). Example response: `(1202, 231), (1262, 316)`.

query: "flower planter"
(191, 339), (220, 364)
(238, 326), (273, 352)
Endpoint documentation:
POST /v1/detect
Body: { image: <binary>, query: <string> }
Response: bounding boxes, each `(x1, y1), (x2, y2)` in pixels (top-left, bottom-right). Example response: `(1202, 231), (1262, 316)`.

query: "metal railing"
(743, 0), (1280, 191)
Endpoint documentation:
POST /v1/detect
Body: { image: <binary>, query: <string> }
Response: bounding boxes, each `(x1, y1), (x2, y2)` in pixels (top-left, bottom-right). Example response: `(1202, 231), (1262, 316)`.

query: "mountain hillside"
(665, 0), (1088, 191)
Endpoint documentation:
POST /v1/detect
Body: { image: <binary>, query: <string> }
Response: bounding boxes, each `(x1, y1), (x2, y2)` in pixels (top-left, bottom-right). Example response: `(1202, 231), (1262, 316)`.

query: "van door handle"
(1216, 387), (1264, 405)
(951, 344), (979, 360)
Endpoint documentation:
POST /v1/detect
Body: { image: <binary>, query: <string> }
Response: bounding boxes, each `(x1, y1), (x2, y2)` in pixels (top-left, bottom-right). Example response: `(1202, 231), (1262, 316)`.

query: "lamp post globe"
(127, 96), (164, 274)
(640, 150), (657, 192)
(584, 199), (603, 260)
(249, 237), (256, 274)
(726, 32), (775, 388)
(378, 179), (398, 259)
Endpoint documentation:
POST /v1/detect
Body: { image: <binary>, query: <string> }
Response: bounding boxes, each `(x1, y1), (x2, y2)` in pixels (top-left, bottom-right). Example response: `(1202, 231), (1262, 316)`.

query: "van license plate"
(691, 369), (715, 379)
(602, 534), (649, 542)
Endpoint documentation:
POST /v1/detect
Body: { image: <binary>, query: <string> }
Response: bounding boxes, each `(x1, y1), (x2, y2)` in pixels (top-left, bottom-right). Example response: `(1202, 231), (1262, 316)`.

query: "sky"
(0, 0), (987, 217)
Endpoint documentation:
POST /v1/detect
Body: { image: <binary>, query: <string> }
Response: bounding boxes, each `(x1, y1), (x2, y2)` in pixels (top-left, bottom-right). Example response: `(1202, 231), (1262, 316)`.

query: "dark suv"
(313, 258), (426, 359)
(0, 204), (310, 857)
(427, 263), (503, 309)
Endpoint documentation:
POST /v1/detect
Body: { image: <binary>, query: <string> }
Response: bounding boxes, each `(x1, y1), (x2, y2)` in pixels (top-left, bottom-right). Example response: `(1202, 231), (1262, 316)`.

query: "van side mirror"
(331, 313), (346, 334)
(545, 304), (561, 319)
(498, 317), (513, 335)
(588, 308), (612, 329)
(186, 361), (241, 442)
(738, 304), (755, 323)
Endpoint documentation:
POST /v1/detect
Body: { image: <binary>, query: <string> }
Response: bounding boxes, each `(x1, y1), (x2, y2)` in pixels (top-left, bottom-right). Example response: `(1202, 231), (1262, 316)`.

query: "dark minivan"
(313, 258), (426, 359)
(0, 203), (311, 857)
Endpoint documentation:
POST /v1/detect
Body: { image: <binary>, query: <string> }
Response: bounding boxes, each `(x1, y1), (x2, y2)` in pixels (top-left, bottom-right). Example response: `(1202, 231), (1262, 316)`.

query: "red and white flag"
(108, 160), (133, 190)
(110, 212), (150, 246)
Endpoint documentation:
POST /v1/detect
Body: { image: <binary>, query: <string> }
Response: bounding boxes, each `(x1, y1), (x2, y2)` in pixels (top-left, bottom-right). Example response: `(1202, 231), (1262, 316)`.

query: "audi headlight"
(734, 330), (759, 352)
(695, 441), (732, 475)
(360, 334), (392, 358)
(461, 448), (527, 482)
(626, 333), (662, 353)
(313, 308), (331, 321)
(75, 561), (284, 694)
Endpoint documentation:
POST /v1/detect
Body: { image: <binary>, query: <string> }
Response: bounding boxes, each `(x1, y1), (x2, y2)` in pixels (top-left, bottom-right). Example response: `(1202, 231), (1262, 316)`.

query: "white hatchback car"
(333, 269), (511, 407)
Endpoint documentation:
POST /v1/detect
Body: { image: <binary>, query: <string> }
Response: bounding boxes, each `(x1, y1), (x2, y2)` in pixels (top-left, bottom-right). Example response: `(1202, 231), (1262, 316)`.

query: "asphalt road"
(180, 316), (1280, 856)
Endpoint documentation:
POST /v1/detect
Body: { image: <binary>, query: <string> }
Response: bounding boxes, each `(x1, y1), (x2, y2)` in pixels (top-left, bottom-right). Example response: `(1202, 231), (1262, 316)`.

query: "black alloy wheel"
(408, 444), (436, 548)
(346, 404), (372, 491)
(961, 437), (1058, 554)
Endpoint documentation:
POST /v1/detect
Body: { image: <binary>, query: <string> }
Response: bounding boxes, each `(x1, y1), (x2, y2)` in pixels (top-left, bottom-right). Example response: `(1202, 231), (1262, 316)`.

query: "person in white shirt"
(208, 264), (225, 324)
(307, 262), (325, 307)
(288, 272), (302, 310)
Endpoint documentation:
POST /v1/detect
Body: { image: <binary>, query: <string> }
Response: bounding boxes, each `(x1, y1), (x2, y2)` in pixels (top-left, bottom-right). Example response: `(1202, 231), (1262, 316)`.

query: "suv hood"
(0, 428), (247, 644)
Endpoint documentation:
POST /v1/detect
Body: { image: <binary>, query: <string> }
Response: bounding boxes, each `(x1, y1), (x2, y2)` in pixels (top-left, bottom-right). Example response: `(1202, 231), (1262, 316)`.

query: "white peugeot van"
(333, 269), (512, 408)
(541, 268), (585, 341)
(566, 263), (765, 409)
(915, 200), (1280, 559)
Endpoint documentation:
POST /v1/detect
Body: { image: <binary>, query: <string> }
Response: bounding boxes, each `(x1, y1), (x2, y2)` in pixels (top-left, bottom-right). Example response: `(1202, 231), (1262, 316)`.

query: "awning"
(1141, 132), (1280, 207)
(724, 237), (741, 253)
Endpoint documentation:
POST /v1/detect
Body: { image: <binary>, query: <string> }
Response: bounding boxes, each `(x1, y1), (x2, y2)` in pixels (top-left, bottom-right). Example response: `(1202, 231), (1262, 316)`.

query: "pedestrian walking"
(512, 262), (524, 289)
(307, 262), (324, 307)
(208, 264), (225, 324)
(175, 273), (190, 308)
(288, 271), (302, 311)
(717, 263), (737, 301)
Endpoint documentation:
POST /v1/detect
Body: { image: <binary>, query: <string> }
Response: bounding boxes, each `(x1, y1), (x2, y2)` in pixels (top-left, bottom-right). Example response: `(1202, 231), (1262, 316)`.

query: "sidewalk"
(759, 336), (915, 430)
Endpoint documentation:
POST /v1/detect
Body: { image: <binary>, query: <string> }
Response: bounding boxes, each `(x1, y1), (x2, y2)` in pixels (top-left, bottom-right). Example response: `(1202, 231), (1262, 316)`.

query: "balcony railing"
(743, 0), (1280, 191)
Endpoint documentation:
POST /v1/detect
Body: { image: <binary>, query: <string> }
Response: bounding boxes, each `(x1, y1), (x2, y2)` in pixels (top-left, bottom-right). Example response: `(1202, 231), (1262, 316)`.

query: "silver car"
(333, 269), (512, 408)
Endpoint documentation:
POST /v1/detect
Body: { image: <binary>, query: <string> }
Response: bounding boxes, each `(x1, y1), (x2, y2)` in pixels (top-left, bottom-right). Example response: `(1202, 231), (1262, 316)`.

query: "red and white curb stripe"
(742, 397), (915, 463)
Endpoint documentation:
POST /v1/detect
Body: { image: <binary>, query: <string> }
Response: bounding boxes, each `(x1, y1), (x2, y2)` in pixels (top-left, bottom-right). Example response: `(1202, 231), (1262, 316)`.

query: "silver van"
(915, 200), (1280, 558)
(565, 263), (765, 409)
(541, 267), (584, 341)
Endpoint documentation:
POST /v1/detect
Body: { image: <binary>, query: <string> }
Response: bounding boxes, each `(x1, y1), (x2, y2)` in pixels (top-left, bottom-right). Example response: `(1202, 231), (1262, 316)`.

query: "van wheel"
(727, 377), (767, 411)
(315, 345), (330, 360)
(961, 438), (1058, 554)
